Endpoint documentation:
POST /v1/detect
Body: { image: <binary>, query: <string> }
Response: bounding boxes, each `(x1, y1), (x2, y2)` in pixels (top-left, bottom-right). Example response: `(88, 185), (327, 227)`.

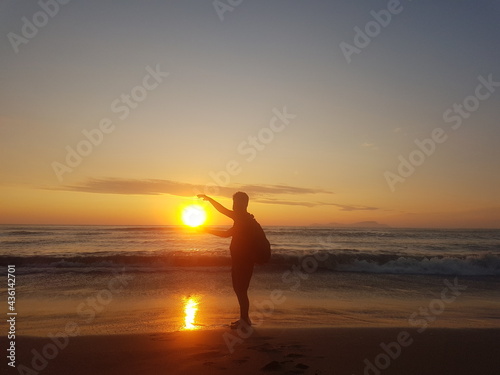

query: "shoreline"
(4, 327), (500, 375)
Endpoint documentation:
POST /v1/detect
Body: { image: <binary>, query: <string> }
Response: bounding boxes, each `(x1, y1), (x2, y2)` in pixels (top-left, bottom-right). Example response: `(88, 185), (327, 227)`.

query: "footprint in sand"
(285, 353), (305, 358)
(190, 350), (223, 360)
(261, 360), (282, 371)
(249, 343), (281, 353)
(232, 358), (248, 365)
(295, 363), (309, 369)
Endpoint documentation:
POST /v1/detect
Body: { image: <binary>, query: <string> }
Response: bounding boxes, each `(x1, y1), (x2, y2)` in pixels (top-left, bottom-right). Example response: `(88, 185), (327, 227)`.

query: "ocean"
(1, 225), (499, 335)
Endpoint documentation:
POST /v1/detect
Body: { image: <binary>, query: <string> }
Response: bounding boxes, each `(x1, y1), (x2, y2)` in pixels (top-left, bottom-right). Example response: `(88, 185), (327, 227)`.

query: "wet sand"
(4, 327), (500, 375)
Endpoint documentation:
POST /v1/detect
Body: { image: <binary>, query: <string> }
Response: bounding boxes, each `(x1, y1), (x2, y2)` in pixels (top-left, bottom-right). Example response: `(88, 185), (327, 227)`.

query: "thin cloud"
(333, 203), (378, 212)
(48, 177), (376, 210)
(48, 178), (333, 198)
(237, 184), (333, 196)
(253, 198), (318, 207)
(361, 142), (379, 151)
(255, 198), (378, 211)
(51, 178), (194, 196)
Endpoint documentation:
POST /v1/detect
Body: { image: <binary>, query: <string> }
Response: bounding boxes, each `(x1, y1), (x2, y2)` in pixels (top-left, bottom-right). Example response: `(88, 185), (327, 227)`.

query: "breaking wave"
(1, 252), (499, 276)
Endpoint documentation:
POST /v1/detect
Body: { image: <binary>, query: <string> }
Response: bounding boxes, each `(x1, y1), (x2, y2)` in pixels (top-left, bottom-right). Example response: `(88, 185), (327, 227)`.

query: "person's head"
(232, 191), (249, 212)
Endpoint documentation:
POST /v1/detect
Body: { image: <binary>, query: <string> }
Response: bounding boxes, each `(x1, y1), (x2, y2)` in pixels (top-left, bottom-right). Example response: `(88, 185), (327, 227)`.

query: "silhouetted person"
(198, 192), (255, 329)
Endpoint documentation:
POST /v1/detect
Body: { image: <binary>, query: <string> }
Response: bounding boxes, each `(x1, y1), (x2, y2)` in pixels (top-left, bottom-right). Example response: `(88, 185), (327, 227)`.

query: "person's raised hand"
(197, 194), (209, 201)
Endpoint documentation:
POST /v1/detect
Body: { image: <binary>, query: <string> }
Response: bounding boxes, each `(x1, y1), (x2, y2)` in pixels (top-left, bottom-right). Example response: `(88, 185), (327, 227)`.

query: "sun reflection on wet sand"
(183, 296), (199, 330)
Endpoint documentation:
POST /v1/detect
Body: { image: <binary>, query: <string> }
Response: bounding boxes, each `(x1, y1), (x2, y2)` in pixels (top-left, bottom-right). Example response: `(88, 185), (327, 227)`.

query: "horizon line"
(0, 223), (498, 230)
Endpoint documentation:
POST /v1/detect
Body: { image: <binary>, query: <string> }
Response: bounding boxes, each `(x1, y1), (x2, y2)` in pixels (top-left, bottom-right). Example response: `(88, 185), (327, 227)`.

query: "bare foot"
(230, 319), (252, 329)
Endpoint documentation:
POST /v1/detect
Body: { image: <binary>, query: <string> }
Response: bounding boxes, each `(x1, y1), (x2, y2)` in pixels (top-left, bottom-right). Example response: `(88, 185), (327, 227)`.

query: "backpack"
(251, 219), (271, 264)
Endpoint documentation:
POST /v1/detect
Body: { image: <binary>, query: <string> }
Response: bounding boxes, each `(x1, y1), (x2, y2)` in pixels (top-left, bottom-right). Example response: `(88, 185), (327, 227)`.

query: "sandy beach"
(5, 327), (499, 375)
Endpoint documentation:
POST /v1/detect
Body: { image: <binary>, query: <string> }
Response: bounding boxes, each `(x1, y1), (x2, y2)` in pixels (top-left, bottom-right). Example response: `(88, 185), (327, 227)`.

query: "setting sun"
(181, 205), (207, 227)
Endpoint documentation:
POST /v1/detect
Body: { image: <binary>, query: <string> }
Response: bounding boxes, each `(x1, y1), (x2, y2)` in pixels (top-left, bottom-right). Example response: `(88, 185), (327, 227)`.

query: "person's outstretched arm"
(197, 194), (234, 219)
(203, 227), (233, 237)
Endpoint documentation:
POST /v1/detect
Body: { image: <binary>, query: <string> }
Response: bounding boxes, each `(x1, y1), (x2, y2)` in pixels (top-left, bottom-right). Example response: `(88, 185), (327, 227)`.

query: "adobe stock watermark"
(356, 277), (467, 375)
(7, 0), (72, 54)
(16, 268), (134, 375)
(213, 0), (243, 22)
(384, 73), (500, 192)
(340, 0), (413, 64)
(52, 64), (169, 182)
(223, 234), (330, 353)
(193, 106), (296, 197)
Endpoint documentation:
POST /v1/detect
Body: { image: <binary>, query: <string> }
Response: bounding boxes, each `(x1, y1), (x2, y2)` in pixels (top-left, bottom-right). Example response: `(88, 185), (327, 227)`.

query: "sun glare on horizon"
(181, 204), (207, 227)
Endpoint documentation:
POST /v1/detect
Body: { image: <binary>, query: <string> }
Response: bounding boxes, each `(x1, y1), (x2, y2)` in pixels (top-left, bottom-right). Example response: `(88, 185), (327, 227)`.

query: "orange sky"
(1, 1), (499, 228)
(1, 184), (498, 228)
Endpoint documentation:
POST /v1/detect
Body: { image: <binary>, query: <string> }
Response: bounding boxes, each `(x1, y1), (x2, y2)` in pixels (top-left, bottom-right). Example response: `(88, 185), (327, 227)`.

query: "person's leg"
(231, 262), (254, 325)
